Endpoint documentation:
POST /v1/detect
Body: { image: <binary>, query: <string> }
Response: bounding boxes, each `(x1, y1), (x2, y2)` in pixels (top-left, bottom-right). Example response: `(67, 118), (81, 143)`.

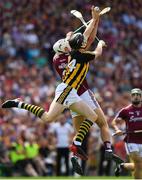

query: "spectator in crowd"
(50, 113), (74, 176)
(38, 135), (56, 176)
(9, 137), (38, 176)
(0, 142), (13, 176)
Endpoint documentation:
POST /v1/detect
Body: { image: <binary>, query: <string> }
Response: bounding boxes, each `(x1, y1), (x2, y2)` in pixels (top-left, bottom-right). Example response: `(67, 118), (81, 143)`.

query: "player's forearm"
(84, 40), (105, 58)
(83, 6), (100, 42)
(111, 119), (120, 131)
(83, 19), (97, 42)
(85, 18), (100, 50)
(93, 40), (104, 58)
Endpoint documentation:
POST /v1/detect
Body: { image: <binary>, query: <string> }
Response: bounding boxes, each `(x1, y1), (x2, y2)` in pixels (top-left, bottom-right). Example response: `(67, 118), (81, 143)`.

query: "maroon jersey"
(53, 53), (89, 95)
(117, 104), (142, 144)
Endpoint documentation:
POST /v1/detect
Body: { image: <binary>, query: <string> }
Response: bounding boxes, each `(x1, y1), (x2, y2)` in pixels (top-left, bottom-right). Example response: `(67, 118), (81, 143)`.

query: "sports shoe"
(1, 98), (21, 108)
(112, 153), (124, 164)
(71, 156), (83, 175)
(115, 163), (123, 177)
(69, 143), (88, 161)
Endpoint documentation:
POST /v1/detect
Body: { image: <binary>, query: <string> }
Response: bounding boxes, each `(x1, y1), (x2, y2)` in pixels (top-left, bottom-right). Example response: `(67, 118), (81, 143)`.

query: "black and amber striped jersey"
(62, 50), (95, 90)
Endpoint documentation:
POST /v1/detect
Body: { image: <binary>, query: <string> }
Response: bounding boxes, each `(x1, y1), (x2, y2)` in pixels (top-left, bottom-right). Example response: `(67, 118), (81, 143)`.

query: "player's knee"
(95, 109), (108, 127)
(96, 117), (108, 128)
(41, 112), (54, 123)
(40, 112), (48, 121)
(88, 111), (98, 122)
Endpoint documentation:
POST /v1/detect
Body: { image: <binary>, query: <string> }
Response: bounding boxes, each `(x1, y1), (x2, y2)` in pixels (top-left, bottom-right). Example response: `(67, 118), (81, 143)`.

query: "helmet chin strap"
(132, 101), (141, 106)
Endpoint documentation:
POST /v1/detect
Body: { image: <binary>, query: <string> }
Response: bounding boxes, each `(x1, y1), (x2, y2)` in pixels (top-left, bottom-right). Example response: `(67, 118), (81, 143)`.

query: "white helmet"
(53, 38), (71, 53)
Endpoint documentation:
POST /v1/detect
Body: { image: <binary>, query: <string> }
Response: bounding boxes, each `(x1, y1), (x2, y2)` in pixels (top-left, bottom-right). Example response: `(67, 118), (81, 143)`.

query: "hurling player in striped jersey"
(52, 7), (113, 175)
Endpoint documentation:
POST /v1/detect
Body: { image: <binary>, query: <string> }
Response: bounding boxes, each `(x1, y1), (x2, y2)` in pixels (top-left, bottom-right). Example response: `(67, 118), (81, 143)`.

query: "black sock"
(104, 141), (112, 150)
(74, 119), (93, 145)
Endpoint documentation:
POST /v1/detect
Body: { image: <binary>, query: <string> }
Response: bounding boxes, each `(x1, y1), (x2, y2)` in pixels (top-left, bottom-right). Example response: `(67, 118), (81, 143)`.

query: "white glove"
(99, 40), (106, 47)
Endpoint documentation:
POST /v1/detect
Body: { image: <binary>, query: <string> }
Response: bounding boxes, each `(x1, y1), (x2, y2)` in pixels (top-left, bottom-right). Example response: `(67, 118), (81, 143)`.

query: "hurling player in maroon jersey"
(112, 88), (142, 179)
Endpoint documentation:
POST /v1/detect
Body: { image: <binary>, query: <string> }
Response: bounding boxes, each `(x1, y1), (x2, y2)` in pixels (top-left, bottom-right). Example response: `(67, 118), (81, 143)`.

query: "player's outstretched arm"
(84, 17), (99, 51)
(83, 6), (100, 44)
(90, 40), (106, 58)
(111, 117), (124, 136)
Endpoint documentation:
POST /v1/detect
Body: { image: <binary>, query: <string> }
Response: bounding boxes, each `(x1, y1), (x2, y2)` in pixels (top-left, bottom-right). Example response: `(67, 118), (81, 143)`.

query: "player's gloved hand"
(91, 5), (100, 20)
(99, 40), (106, 47)
(105, 149), (113, 160)
(113, 129), (124, 136)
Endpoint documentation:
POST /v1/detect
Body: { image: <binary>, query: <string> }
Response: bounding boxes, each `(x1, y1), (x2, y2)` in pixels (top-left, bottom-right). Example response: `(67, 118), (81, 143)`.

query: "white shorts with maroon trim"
(55, 82), (82, 107)
(71, 89), (100, 118)
(125, 143), (142, 157)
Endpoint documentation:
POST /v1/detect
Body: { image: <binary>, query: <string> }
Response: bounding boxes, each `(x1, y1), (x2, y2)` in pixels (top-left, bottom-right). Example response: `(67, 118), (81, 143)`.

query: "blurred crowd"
(0, 0), (142, 177)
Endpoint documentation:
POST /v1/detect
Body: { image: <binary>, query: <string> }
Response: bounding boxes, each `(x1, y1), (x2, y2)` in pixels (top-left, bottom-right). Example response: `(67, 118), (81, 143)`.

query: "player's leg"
(71, 90), (112, 160)
(115, 162), (135, 177)
(123, 162), (135, 171)
(2, 83), (68, 123)
(72, 106), (111, 145)
(2, 83), (71, 122)
(70, 100), (122, 163)
(72, 115), (85, 132)
(94, 108), (113, 158)
(70, 105), (112, 174)
(95, 108), (110, 141)
(72, 107), (111, 143)
(87, 90), (113, 159)
(125, 143), (142, 178)
(70, 100), (98, 141)
(129, 152), (142, 179)
(41, 99), (65, 122)
(115, 163), (135, 176)
(2, 97), (65, 123)
(84, 90), (111, 143)
(69, 100), (97, 160)
(73, 108), (113, 160)
(71, 115), (85, 175)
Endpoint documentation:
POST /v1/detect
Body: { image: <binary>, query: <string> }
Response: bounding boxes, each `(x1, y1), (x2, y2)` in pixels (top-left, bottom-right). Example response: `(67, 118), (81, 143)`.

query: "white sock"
(74, 141), (81, 146)
(18, 101), (22, 108)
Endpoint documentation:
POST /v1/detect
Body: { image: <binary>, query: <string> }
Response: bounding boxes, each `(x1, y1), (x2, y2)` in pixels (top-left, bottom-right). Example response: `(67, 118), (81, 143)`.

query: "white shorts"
(71, 89), (100, 118)
(55, 82), (82, 107)
(125, 143), (142, 157)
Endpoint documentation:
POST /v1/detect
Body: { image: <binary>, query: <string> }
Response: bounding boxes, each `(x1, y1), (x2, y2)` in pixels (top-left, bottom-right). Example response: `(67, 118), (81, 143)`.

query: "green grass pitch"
(0, 176), (132, 180)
